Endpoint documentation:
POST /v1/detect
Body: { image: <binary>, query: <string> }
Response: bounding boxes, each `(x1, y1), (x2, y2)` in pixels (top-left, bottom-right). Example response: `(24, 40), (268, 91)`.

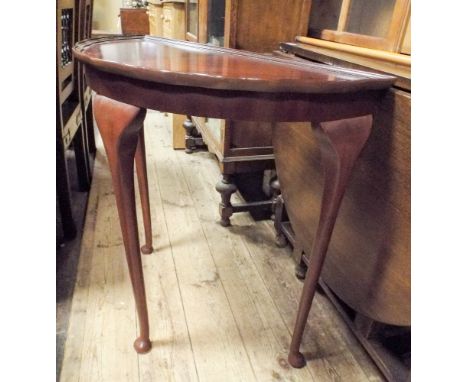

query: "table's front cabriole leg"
(135, 128), (154, 254)
(93, 95), (152, 354)
(287, 114), (373, 368)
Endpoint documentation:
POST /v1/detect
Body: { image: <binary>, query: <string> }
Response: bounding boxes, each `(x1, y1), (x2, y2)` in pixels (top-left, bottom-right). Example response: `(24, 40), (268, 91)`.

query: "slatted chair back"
(56, 0), (92, 243)
(76, 0), (97, 154)
(57, 0), (82, 148)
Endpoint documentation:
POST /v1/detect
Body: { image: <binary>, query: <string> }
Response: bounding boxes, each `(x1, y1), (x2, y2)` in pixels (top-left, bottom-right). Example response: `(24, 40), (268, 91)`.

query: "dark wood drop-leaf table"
(73, 36), (395, 368)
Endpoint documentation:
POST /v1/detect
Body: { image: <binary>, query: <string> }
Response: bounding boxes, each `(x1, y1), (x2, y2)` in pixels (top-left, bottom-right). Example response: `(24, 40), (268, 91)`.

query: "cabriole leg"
(287, 115), (373, 368)
(135, 128), (153, 255)
(93, 94), (151, 354)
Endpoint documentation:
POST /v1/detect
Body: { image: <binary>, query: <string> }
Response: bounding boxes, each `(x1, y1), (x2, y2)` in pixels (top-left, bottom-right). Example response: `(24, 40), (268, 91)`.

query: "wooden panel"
(324, 87), (410, 325)
(235, 0), (312, 52)
(274, 88), (410, 326)
(385, 0), (411, 52)
(192, 116), (224, 159)
(171, 113), (186, 149)
(336, 0), (351, 31)
(345, 0), (395, 38)
(318, 0), (402, 52)
(198, 0), (208, 42)
(400, 14), (411, 55)
(279, 42), (410, 90)
(308, 0), (410, 52)
(162, 5), (174, 37)
(204, 118), (223, 145)
(162, 2), (186, 39)
(308, 0), (342, 32)
(120, 8), (149, 35)
(229, 121), (273, 149)
(148, 3), (164, 36)
(185, 0), (199, 40)
(151, 2), (185, 39)
(165, 2), (186, 39)
(224, 0), (237, 48)
(295, 36), (410, 66)
(315, 30), (392, 52)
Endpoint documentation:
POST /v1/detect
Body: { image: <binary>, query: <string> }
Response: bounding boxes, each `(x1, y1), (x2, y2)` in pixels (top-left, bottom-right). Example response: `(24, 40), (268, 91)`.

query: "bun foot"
(295, 263), (307, 280)
(288, 351), (306, 368)
(219, 218), (231, 227)
(140, 244), (153, 255)
(134, 337), (152, 354)
(275, 233), (287, 248)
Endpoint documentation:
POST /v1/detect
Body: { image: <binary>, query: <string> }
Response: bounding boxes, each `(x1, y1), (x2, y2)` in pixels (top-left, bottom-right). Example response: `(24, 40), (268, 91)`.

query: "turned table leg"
(93, 94), (152, 354)
(135, 128), (153, 255)
(183, 117), (196, 154)
(286, 115), (373, 368)
(215, 174), (238, 227)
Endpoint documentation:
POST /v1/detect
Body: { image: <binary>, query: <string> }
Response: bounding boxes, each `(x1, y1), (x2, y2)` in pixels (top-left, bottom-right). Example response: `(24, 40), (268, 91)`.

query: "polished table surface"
(74, 36), (394, 122)
(74, 35), (393, 93)
(73, 35), (395, 368)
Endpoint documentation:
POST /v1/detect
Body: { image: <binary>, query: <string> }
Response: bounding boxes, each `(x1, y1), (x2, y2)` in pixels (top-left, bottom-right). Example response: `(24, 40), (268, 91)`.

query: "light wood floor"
(60, 111), (383, 382)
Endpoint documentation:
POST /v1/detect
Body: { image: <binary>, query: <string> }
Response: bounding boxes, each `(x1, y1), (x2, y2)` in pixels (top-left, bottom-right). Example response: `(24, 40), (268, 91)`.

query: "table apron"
(85, 65), (383, 123)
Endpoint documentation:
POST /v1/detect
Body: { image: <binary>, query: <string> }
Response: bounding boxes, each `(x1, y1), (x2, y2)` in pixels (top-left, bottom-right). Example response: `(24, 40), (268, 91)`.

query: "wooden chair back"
(76, 0), (96, 154)
(57, 0), (82, 148)
(56, 0), (92, 194)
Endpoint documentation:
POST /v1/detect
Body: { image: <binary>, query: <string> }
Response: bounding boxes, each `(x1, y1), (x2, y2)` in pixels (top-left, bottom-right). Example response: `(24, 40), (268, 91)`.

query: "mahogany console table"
(73, 35), (394, 368)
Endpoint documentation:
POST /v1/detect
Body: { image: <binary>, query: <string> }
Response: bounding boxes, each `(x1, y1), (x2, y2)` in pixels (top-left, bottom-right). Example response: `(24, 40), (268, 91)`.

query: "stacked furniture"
(147, 0), (187, 149)
(274, 1), (411, 380)
(148, 0), (185, 39)
(183, 0), (312, 226)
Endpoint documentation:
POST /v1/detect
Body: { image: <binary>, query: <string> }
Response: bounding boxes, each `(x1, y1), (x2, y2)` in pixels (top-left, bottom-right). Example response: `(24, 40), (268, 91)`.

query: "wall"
(93, 0), (122, 33)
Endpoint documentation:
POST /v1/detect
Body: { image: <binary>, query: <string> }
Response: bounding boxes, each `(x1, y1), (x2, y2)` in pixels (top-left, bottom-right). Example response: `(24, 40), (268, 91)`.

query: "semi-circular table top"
(74, 35), (395, 95)
(74, 35), (396, 123)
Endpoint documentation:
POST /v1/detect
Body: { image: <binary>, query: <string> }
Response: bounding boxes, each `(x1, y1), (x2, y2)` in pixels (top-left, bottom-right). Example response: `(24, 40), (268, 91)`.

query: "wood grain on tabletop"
(73, 36), (395, 94)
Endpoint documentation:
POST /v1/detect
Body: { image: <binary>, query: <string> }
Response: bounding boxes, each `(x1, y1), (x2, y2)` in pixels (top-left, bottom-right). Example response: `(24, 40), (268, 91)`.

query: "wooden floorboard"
(136, 128), (199, 381)
(57, 151), (92, 380)
(60, 111), (384, 382)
